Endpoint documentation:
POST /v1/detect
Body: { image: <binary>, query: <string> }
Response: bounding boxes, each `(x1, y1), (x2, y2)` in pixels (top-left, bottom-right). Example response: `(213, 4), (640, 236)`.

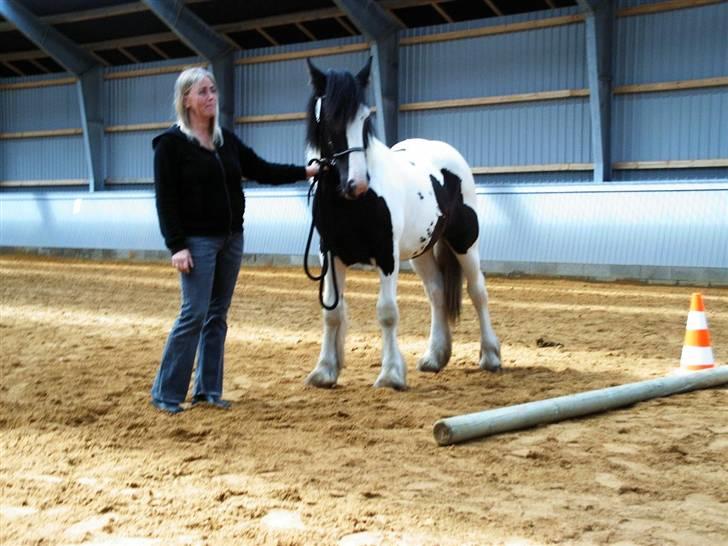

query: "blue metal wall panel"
(401, 6), (581, 38)
(615, 2), (728, 84)
(0, 82), (81, 132)
(236, 121), (308, 166)
(0, 136), (86, 180)
(103, 57), (203, 182)
(475, 172), (592, 185)
(104, 71), (179, 126)
(615, 169), (728, 182)
(400, 16), (586, 103)
(106, 131), (157, 182)
(236, 38), (370, 118)
(400, 98), (592, 167)
(613, 87), (728, 161)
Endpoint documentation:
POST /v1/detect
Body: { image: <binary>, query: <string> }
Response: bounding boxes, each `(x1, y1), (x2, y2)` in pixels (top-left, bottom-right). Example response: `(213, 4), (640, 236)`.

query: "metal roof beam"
(577, 0), (613, 181)
(141, 0), (235, 130)
(333, 0), (402, 41)
(0, 0), (97, 75)
(333, 0), (402, 146)
(0, 0), (105, 191)
(78, 67), (106, 191)
(141, 0), (230, 60)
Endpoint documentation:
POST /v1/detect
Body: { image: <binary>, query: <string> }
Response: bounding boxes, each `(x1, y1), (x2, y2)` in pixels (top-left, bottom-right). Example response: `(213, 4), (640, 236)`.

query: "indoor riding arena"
(1, 1), (726, 546)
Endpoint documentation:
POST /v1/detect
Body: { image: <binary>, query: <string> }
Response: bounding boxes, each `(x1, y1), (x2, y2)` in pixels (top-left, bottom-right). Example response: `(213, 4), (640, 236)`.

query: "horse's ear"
(356, 57), (373, 89)
(307, 58), (327, 95)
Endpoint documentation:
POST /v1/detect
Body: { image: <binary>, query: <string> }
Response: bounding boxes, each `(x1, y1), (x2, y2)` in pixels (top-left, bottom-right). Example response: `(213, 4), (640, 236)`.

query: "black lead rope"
(304, 158), (339, 311)
(303, 147), (366, 310)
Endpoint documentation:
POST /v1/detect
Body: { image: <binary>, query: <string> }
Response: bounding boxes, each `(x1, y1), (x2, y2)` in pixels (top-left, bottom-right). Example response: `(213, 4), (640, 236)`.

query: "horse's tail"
(434, 241), (462, 323)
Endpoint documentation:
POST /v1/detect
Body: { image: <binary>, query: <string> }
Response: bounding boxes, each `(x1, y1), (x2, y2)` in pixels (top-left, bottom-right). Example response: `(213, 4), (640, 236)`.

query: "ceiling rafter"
(335, 15), (357, 36)
(0, 0), (446, 33)
(431, 2), (454, 23)
(295, 22), (317, 41)
(483, 0), (503, 17)
(118, 47), (140, 64)
(255, 27), (279, 47)
(2, 60), (23, 76)
(28, 58), (50, 73)
(0, 0), (571, 74)
(147, 42), (169, 59)
(0, 0), (207, 31)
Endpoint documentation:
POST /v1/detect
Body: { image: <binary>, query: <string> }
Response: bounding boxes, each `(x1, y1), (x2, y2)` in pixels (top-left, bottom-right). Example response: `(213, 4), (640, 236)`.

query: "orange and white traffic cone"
(678, 293), (715, 373)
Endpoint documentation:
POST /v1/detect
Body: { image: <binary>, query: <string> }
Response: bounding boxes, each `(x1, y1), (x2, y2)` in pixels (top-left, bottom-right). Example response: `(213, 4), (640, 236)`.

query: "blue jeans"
(151, 232), (243, 405)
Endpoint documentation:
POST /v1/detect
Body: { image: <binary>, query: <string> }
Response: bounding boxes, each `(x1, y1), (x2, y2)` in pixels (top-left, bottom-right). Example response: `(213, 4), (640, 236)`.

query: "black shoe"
(151, 399), (183, 414)
(191, 394), (231, 410)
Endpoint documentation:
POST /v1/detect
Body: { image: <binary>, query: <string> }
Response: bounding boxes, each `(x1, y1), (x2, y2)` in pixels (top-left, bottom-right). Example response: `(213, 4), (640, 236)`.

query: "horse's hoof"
(373, 371), (407, 391)
(417, 356), (444, 373)
(479, 353), (501, 373)
(305, 368), (338, 388)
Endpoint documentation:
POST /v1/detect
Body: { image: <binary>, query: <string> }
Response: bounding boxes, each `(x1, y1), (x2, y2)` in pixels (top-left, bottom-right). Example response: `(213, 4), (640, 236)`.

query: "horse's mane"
(306, 69), (374, 152)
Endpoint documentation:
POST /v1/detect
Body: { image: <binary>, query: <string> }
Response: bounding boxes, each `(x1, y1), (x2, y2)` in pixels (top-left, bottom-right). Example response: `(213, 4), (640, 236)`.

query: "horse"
(304, 57), (501, 390)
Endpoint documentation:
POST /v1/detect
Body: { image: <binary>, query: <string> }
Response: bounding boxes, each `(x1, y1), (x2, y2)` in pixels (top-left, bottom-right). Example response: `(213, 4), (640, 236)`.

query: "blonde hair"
(174, 66), (223, 147)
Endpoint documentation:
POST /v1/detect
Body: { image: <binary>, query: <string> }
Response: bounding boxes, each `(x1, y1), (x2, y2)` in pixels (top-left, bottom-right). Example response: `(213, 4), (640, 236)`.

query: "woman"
(151, 67), (318, 414)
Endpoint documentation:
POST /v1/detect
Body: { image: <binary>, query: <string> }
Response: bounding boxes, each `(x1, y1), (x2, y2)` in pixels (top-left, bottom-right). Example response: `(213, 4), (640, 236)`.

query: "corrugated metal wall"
(400, 100), (593, 171)
(612, 0), (728, 180)
(399, 7), (591, 175)
(104, 58), (199, 182)
(400, 10), (585, 100)
(0, 74), (86, 183)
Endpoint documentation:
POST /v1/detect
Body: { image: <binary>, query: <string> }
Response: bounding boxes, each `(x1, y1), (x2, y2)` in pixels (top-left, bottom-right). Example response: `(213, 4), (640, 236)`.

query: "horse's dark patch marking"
(417, 191), (424, 200)
(409, 161), (416, 167)
(429, 169), (479, 254)
(313, 170), (395, 275)
(419, 236), (427, 243)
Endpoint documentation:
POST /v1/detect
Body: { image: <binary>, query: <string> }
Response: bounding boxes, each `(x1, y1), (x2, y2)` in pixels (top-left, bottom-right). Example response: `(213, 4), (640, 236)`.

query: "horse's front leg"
(373, 261), (407, 390)
(306, 257), (347, 388)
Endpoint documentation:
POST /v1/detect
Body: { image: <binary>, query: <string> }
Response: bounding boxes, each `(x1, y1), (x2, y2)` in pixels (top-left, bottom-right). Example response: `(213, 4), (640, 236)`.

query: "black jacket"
(152, 125), (306, 254)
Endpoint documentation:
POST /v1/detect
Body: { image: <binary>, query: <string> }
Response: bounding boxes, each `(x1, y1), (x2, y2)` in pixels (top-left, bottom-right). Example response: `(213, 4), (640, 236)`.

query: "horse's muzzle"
(344, 179), (368, 199)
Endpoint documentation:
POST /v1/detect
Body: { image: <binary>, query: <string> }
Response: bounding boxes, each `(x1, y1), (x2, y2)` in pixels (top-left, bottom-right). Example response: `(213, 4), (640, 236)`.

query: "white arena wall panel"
(2, 185), (726, 284)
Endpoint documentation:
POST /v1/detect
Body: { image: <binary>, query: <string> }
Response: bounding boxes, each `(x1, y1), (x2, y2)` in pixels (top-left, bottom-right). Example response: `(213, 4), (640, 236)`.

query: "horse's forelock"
(324, 70), (364, 125)
(305, 69), (371, 151)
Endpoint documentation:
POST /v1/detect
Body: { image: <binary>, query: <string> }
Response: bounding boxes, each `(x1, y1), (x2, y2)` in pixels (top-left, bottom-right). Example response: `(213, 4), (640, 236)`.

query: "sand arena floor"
(1, 254), (727, 546)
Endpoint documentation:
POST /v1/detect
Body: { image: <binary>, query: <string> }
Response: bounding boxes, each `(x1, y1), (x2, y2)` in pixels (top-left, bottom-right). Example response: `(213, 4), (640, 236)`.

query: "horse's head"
(306, 58), (374, 200)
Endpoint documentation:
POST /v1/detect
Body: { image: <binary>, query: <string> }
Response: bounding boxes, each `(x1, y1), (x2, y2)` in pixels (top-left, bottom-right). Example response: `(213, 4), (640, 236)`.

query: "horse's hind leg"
(373, 262), (407, 390)
(306, 258), (348, 388)
(411, 251), (452, 372)
(456, 246), (501, 372)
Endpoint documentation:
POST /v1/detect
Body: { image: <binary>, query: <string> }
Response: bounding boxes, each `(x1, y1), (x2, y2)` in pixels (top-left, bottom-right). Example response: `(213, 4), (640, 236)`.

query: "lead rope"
(304, 158), (340, 311)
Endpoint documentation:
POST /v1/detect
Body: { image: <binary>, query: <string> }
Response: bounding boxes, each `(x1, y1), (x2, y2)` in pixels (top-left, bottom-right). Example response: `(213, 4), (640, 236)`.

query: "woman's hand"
(305, 163), (320, 178)
(171, 249), (194, 274)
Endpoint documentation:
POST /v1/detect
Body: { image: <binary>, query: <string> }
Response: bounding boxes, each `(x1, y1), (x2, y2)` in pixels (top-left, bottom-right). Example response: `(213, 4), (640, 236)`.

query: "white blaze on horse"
(304, 58), (501, 390)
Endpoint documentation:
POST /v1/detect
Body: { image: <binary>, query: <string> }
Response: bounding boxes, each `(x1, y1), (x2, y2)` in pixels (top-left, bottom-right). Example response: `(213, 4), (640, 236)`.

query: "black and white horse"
(304, 58), (501, 390)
